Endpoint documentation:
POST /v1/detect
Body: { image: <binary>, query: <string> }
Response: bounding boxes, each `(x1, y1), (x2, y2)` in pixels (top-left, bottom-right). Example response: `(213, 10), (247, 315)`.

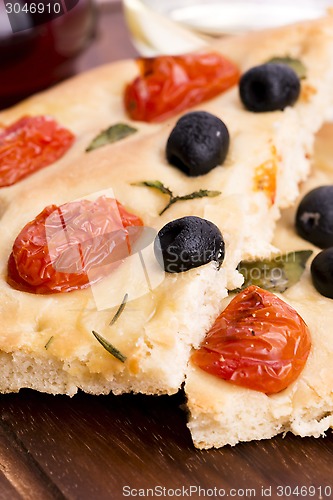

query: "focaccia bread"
(185, 124), (333, 449)
(1, 15), (333, 397)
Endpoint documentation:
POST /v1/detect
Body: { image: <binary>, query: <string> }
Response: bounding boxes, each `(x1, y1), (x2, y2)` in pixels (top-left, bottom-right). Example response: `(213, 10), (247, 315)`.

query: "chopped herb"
(86, 123), (137, 152)
(237, 250), (313, 293)
(132, 180), (221, 215)
(134, 180), (173, 196)
(110, 293), (128, 326)
(266, 56), (307, 79)
(92, 330), (127, 363)
(44, 336), (54, 350)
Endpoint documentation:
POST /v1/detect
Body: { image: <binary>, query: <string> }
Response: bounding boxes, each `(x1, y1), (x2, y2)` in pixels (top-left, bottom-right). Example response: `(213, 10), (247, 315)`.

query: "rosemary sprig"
(161, 189), (221, 215)
(110, 293), (128, 326)
(132, 180), (221, 215)
(44, 336), (54, 350)
(92, 330), (127, 363)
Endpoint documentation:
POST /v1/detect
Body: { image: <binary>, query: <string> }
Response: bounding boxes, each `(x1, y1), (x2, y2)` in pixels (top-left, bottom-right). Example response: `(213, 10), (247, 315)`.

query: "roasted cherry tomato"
(124, 52), (240, 122)
(7, 197), (143, 294)
(0, 116), (75, 187)
(192, 285), (311, 394)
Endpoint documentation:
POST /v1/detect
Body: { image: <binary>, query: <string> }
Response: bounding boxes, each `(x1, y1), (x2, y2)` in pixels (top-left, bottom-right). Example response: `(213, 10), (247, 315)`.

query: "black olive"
(154, 216), (225, 273)
(295, 186), (333, 248)
(166, 111), (230, 177)
(239, 63), (301, 112)
(311, 248), (333, 299)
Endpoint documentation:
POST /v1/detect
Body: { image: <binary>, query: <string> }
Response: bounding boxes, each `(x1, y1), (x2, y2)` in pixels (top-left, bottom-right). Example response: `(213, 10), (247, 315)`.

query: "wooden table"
(0, 3), (332, 499)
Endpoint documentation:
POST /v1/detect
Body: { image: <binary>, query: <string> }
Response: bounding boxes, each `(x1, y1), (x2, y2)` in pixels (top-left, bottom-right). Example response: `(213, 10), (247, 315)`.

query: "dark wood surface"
(1, 390), (333, 499)
(1, 3), (332, 499)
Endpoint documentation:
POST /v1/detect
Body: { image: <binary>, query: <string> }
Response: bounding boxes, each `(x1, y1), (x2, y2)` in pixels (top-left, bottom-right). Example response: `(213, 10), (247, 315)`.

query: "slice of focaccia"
(1, 16), (333, 397)
(185, 123), (333, 449)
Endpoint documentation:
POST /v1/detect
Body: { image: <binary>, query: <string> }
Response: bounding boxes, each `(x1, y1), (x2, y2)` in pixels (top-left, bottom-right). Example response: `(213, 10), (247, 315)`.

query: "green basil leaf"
(86, 123), (137, 152)
(266, 56), (307, 79)
(237, 250), (313, 293)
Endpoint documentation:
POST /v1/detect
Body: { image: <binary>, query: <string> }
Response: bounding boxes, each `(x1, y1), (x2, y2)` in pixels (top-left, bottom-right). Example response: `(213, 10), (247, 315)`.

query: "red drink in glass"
(0, 0), (97, 109)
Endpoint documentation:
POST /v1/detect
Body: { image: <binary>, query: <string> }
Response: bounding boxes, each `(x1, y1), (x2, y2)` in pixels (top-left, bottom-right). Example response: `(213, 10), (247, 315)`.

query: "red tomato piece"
(0, 116), (75, 187)
(124, 52), (240, 122)
(7, 197), (143, 294)
(192, 285), (311, 394)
